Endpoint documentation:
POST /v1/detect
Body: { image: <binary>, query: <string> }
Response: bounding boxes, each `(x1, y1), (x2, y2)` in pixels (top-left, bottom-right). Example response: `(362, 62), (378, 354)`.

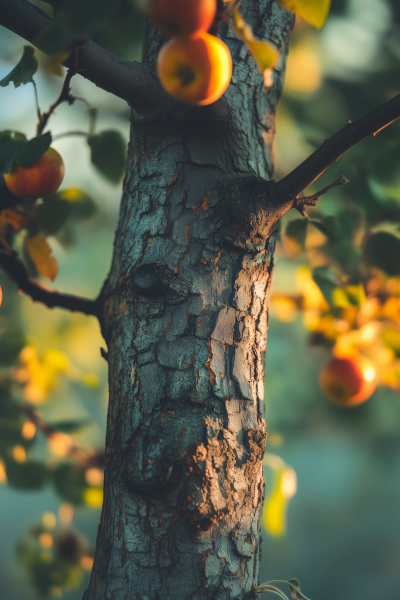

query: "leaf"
(0, 133), (52, 174)
(278, 0), (331, 29)
(87, 130), (127, 184)
(0, 140), (23, 175)
(16, 132), (52, 168)
(4, 457), (48, 489)
(34, 24), (75, 57)
(285, 218), (308, 248)
(231, 8), (279, 79)
(0, 208), (28, 230)
(256, 579), (312, 600)
(363, 231), (400, 276)
(312, 266), (340, 305)
(0, 46), (39, 88)
(256, 583), (289, 599)
(25, 235), (58, 281)
(52, 463), (87, 504)
(309, 215), (337, 239)
(287, 579), (312, 600)
(0, 330), (26, 366)
(36, 198), (72, 235)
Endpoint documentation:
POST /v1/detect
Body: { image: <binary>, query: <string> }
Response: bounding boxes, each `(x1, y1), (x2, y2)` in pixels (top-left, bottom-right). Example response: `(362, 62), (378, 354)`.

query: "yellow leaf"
(232, 8), (279, 79)
(25, 235), (58, 281)
(263, 454), (297, 537)
(278, 0), (331, 30)
(0, 208), (28, 230)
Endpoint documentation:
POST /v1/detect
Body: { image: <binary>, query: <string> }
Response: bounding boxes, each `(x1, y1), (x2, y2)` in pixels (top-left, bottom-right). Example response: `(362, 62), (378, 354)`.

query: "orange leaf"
(0, 208), (28, 230)
(25, 235), (58, 281)
(232, 8), (279, 80)
(278, 0), (331, 30)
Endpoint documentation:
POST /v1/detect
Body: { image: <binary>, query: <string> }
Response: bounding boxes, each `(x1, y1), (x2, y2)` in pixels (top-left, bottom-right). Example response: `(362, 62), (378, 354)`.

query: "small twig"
(17, 404), (101, 466)
(36, 67), (76, 135)
(0, 247), (97, 316)
(31, 79), (41, 121)
(52, 130), (89, 141)
(293, 175), (348, 216)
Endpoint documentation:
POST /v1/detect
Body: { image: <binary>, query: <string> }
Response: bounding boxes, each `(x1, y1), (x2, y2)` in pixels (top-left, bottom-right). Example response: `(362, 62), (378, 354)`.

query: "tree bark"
(84, 2), (293, 598)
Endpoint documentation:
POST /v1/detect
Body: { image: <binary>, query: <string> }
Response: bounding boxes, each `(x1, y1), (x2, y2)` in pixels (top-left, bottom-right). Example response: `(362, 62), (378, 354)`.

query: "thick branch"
(0, 249), (97, 316)
(273, 93), (400, 203)
(0, 0), (162, 111)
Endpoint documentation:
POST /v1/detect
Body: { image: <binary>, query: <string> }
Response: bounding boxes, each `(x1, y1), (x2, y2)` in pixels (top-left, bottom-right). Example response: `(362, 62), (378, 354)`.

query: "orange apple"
(149, 0), (216, 39)
(4, 147), (65, 199)
(320, 355), (377, 407)
(157, 32), (232, 106)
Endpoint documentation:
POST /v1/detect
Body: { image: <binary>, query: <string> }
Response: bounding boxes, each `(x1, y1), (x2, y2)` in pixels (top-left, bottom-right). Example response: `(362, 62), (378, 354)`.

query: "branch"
(37, 67), (76, 135)
(0, 0), (162, 111)
(0, 248), (98, 316)
(273, 93), (400, 204)
(293, 175), (348, 216)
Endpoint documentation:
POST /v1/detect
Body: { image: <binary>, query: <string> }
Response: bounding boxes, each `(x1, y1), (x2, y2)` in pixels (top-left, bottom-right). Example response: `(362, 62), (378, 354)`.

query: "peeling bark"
(84, 2), (293, 598)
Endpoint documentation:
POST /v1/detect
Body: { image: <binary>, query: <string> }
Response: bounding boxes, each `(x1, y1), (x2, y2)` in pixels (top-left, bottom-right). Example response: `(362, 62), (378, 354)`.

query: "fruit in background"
(157, 32), (232, 106)
(149, 0), (217, 38)
(4, 147), (65, 199)
(320, 355), (377, 407)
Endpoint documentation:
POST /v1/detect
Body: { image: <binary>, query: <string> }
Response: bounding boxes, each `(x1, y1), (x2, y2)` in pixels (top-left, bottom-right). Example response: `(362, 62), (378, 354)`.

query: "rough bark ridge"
(84, 3), (293, 599)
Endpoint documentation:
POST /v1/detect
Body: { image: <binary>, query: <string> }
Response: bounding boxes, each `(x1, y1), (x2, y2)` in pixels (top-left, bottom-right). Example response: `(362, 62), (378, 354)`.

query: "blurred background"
(0, 0), (400, 598)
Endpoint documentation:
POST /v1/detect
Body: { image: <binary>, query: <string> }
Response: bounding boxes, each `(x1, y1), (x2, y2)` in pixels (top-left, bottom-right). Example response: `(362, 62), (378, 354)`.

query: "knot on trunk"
(217, 177), (279, 253)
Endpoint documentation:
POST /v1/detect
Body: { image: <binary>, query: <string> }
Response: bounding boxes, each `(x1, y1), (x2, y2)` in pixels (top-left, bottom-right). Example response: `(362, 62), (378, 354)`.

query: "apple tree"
(0, 1), (400, 599)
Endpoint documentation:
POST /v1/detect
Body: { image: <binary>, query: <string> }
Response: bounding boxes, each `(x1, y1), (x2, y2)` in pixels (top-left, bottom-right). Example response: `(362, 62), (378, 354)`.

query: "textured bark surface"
(84, 2), (293, 599)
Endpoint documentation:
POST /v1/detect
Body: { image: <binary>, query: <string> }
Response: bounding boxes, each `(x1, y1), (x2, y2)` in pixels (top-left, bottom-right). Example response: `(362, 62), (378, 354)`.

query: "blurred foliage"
(0, 0), (399, 598)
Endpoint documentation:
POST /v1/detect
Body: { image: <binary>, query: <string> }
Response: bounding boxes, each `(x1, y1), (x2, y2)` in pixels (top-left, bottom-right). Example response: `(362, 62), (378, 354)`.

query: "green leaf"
(0, 133), (52, 174)
(309, 215), (338, 240)
(16, 132), (52, 168)
(4, 457), (48, 489)
(0, 139), (23, 174)
(287, 579), (312, 600)
(0, 131), (26, 143)
(255, 579), (312, 600)
(0, 330), (25, 366)
(33, 24), (75, 57)
(363, 231), (400, 276)
(0, 46), (38, 88)
(312, 266), (340, 306)
(255, 583), (289, 599)
(88, 130), (127, 184)
(285, 218), (308, 248)
(52, 463), (87, 504)
(36, 198), (72, 235)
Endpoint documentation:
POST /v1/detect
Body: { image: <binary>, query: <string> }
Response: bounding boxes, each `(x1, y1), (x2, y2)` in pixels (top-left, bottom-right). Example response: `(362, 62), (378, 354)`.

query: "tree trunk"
(84, 2), (293, 598)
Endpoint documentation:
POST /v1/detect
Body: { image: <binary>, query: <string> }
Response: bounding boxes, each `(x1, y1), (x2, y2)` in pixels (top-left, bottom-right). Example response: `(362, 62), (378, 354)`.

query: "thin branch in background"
(273, 93), (400, 206)
(31, 79), (41, 121)
(37, 67), (76, 135)
(18, 403), (104, 467)
(0, 247), (97, 316)
(293, 175), (348, 216)
(0, 0), (161, 110)
(52, 130), (89, 141)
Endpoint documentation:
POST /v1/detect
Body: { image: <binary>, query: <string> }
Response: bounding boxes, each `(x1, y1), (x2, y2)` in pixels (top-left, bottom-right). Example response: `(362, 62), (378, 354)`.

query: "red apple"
(4, 147), (65, 199)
